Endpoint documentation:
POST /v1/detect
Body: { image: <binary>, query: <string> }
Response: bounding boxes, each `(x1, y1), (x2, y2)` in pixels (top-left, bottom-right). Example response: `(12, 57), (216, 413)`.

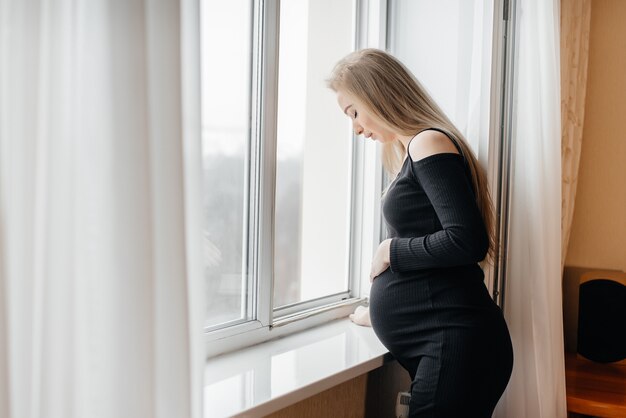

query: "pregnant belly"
(369, 267), (503, 356)
(368, 269), (434, 350)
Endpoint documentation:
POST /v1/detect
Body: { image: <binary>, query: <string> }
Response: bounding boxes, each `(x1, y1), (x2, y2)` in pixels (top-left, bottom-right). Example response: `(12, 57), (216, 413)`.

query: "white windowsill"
(204, 318), (389, 418)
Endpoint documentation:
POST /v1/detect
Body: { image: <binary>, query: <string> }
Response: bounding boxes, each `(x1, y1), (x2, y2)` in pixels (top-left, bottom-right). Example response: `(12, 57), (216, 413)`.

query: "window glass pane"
(200, 0), (252, 328)
(273, 0), (355, 308)
(390, 0), (494, 153)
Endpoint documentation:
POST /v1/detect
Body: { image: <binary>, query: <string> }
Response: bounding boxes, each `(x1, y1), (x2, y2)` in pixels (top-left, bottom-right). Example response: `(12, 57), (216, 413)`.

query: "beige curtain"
(561, 0), (592, 270)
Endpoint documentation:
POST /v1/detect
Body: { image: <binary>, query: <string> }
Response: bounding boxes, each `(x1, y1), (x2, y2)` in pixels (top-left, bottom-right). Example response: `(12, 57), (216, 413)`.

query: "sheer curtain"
(0, 1), (204, 417)
(494, 0), (567, 417)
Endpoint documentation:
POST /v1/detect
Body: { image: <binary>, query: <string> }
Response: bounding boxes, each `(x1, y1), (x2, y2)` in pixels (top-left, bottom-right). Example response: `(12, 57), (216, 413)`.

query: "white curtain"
(0, 1), (204, 418)
(494, 0), (567, 417)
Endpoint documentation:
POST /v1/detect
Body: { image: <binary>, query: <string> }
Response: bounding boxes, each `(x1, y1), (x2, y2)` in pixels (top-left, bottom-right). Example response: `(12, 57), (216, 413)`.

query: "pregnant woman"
(328, 49), (513, 417)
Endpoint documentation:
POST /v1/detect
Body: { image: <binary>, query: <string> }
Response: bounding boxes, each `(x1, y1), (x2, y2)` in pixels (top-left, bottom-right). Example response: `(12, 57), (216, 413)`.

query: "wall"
(265, 375), (367, 418)
(565, 0), (626, 271)
(365, 360), (412, 418)
(562, 0), (626, 353)
(265, 360), (411, 418)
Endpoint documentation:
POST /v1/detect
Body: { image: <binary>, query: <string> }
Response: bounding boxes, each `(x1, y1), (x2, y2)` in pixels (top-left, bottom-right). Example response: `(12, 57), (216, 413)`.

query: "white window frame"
(200, 0), (513, 358)
(203, 0), (388, 358)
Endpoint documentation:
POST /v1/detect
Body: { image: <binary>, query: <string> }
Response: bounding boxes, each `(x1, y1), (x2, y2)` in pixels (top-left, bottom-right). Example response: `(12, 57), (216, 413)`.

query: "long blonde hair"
(327, 48), (497, 264)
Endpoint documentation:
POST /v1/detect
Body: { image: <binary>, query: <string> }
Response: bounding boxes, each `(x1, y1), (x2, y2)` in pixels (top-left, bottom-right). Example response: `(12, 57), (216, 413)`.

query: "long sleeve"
(389, 153), (489, 273)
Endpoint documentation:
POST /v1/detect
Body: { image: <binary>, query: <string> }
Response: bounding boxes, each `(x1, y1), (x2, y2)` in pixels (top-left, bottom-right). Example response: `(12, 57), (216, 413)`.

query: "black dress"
(369, 129), (513, 417)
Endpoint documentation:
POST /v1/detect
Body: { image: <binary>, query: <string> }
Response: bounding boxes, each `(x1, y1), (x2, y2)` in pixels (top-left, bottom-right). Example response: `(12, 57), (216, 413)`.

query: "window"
(201, 0), (368, 354)
(201, 0), (254, 330)
(199, 0), (506, 355)
(273, 0), (354, 312)
(388, 0), (495, 158)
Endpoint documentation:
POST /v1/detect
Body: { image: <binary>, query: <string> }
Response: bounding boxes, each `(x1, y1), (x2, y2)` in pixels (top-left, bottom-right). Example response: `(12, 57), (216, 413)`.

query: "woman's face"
(336, 90), (397, 143)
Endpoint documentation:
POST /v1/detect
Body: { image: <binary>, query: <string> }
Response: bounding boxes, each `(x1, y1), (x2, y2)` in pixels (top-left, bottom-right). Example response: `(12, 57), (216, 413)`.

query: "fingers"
(350, 306), (372, 327)
(369, 266), (378, 282)
(370, 265), (390, 282)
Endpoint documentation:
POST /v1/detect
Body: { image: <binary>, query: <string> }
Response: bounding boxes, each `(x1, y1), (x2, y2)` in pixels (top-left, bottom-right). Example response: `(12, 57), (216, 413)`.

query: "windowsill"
(204, 318), (389, 418)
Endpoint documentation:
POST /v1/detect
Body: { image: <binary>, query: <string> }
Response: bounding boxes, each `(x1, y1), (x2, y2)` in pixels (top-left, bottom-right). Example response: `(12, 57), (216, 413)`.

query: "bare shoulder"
(408, 129), (460, 162)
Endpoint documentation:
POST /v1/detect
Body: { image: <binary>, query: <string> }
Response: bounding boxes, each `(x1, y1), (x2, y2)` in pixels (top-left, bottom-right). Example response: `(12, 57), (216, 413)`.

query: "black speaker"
(577, 278), (626, 363)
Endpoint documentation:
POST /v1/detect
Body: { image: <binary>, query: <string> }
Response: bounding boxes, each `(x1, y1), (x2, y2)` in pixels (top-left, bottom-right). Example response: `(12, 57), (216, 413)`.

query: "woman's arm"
(389, 153), (489, 273)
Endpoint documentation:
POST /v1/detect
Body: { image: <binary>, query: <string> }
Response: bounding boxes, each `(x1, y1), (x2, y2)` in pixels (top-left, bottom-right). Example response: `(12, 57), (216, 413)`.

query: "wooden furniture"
(565, 270), (626, 417)
(565, 352), (626, 417)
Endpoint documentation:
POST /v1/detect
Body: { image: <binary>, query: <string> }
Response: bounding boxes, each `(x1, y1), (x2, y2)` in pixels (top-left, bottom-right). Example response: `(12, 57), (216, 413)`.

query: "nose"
(353, 121), (363, 136)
